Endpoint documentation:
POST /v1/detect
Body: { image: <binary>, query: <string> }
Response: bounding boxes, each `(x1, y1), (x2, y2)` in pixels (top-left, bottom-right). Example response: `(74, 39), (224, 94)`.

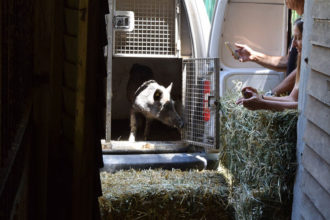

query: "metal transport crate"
(182, 58), (220, 149)
(113, 0), (180, 57)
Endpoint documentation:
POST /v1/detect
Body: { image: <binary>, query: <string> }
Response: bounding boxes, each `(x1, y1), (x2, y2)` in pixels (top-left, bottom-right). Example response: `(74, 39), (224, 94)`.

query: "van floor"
(111, 119), (181, 141)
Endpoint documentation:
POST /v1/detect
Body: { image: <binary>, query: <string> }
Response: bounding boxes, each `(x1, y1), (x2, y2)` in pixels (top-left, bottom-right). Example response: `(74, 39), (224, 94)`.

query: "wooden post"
(72, 0), (106, 217)
(74, 0), (89, 162)
(0, 0), (4, 166)
(46, 0), (65, 218)
(31, 0), (53, 218)
(72, 0), (93, 219)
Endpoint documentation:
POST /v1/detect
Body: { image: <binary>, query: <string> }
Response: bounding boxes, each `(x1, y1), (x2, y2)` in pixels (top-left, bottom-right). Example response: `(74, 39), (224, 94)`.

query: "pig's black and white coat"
(126, 64), (183, 141)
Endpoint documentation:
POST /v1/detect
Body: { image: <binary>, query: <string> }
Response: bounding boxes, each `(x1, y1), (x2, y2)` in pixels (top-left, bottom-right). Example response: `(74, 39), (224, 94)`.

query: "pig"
(126, 64), (184, 141)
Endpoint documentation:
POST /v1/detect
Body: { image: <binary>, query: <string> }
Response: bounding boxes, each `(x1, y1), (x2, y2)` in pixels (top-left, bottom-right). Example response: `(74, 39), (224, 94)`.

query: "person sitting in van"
(233, 0), (304, 96)
(236, 19), (303, 111)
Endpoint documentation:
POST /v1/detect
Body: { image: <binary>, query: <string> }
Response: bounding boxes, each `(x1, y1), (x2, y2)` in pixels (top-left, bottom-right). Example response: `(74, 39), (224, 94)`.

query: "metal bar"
(182, 60), (187, 140)
(111, 0), (116, 57)
(113, 54), (178, 58)
(214, 58), (220, 149)
(182, 58), (215, 61)
(106, 0), (114, 142)
(184, 140), (213, 149)
(103, 141), (188, 154)
(175, 0), (181, 57)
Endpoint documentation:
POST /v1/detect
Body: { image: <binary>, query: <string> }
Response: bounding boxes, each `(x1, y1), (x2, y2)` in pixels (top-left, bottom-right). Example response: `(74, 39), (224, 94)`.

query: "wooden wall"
(65, 0), (107, 219)
(63, 0), (79, 146)
(1, 0), (106, 219)
(0, 0), (33, 219)
(297, 0), (330, 219)
(30, 0), (65, 218)
(48, 0), (106, 219)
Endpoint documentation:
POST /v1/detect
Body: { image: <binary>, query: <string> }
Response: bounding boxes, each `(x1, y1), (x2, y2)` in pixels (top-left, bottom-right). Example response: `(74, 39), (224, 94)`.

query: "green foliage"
(291, 10), (301, 36)
(203, 0), (217, 22)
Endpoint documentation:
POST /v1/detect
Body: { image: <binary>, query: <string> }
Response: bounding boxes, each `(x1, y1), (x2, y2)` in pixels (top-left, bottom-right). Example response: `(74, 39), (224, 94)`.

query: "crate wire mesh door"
(113, 0), (179, 57)
(182, 58), (220, 149)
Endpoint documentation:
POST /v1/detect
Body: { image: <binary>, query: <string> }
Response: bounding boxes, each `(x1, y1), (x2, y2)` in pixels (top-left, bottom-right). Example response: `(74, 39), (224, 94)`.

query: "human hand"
(236, 96), (244, 105)
(236, 87), (264, 110)
(234, 43), (256, 62)
(236, 87), (258, 105)
(241, 87), (259, 98)
(241, 96), (265, 110)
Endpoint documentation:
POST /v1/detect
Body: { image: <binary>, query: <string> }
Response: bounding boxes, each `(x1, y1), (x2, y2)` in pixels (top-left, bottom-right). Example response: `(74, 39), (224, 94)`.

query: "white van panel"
(220, 70), (284, 95)
(221, 2), (287, 69)
(209, 0), (287, 96)
(183, 0), (211, 58)
(230, 0), (284, 3)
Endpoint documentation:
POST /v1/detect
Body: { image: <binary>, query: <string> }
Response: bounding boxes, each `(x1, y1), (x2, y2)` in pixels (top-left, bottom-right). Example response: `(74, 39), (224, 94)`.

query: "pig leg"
(143, 118), (152, 141)
(129, 109), (137, 142)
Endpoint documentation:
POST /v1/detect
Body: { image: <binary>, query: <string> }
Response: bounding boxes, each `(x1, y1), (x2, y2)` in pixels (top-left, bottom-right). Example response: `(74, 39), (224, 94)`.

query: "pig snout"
(168, 114), (184, 129)
(158, 102), (184, 129)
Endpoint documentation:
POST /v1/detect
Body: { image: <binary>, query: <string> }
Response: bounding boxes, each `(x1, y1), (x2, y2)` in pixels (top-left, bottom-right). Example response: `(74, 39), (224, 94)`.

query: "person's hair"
(295, 18), (303, 87)
(294, 18), (303, 35)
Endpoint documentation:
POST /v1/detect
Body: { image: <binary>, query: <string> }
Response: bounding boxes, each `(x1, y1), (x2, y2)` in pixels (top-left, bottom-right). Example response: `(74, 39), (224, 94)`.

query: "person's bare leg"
(272, 69), (297, 96)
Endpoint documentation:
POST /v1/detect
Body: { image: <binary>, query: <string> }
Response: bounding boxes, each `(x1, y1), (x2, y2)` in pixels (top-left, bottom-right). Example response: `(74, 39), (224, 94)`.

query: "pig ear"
(153, 89), (163, 101)
(166, 82), (173, 93)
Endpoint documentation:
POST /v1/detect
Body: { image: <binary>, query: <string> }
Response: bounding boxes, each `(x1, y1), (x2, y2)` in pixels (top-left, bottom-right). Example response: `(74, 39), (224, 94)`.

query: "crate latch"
(113, 11), (135, 32)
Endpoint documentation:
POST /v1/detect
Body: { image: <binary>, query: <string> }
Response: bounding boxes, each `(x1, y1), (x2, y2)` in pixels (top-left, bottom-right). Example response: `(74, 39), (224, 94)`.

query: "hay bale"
(99, 169), (230, 220)
(219, 93), (298, 220)
(99, 91), (298, 219)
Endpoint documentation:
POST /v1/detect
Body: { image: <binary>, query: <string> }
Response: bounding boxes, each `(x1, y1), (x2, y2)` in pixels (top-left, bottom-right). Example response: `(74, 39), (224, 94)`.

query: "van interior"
(107, 0), (290, 146)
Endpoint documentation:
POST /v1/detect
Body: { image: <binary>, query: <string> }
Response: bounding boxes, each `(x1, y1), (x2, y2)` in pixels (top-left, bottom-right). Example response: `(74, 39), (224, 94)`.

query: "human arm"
(234, 43), (288, 72)
(271, 68), (297, 96)
(242, 97), (297, 111)
(236, 87), (298, 111)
